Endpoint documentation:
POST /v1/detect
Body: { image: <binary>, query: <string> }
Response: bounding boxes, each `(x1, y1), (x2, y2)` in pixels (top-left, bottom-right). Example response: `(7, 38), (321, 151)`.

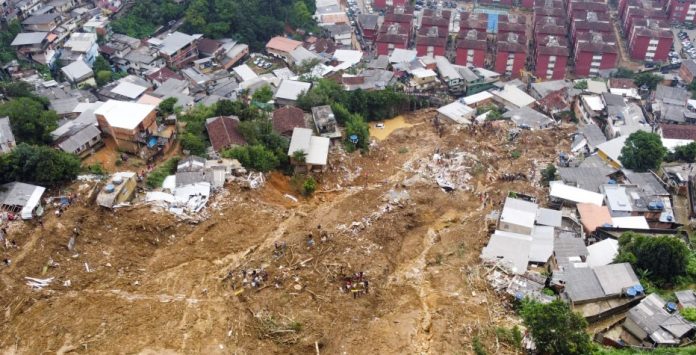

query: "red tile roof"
(205, 116), (246, 151)
(146, 67), (184, 83)
(660, 124), (696, 140)
(272, 106), (306, 136)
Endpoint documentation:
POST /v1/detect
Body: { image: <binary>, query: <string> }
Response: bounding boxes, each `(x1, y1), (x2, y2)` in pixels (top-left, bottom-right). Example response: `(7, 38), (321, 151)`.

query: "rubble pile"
(403, 150), (477, 191)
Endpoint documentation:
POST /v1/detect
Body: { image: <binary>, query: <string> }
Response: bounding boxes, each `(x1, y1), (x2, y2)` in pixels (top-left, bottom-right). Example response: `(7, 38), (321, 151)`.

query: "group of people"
(306, 225), (330, 249)
(343, 272), (369, 299)
(225, 268), (269, 290)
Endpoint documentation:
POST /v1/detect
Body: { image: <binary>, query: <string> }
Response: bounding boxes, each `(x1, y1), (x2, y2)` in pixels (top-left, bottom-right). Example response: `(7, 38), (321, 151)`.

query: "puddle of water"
(370, 116), (415, 141)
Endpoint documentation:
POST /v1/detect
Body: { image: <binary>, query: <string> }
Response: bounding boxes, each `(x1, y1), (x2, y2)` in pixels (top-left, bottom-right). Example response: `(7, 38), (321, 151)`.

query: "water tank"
(666, 302), (678, 313)
(112, 176), (123, 185)
(104, 184), (115, 193)
(625, 287), (637, 297)
(633, 284), (645, 294)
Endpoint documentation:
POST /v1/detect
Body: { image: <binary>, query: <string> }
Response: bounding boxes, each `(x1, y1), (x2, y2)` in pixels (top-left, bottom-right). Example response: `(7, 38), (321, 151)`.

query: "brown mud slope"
(0, 110), (572, 354)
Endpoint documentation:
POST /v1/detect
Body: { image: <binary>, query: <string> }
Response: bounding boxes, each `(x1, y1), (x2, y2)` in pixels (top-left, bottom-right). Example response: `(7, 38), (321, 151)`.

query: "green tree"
(222, 144), (279, 172)
(252, 85), (274, 103)
(158, 97), (178, 116)
(291, 149), (307, 163)
(541, 164), (557, 184)
(520, 299), (592, 355)
(181, 132), (206, 156)
(634, 72), (662, 90)
(302, 176), (317, 196)
(682, 308), (696, 322)
(0, 143), (80, 186)
(93, 56), (111, 73)
(0, 97), (58, 145)
(574, 80), (588, 90)
(289, 1), (313, 29)
(613, 68), (635, 79)
(672, 142), (696, 163)
(619, 131), (667, 172)
(344, 113), (370, 152)
(615, 232), (690, 285)
(95, 70), (113, 87)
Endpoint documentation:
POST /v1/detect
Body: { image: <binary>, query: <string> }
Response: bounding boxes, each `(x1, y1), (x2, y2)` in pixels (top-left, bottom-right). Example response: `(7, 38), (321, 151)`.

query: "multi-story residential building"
(628, 20), (673, 62)
(376, 22), (409, 56)
(154, 31), (201, 69)
(458, 13), (488, 33)
(415, 26), (447, 57)
(373, 0), (407, 10)
(495, 32), (527, 78)
(666, 0), (696, 23)
(571, 12), (613, 43)
(382, 5), (414, 37)
(574, 32), (618, 77)
(455, 29), (487, 67)
(535, 35), (570, 80)
(357, 14), (379, 42)
(421, 9), (451, 35)
(498, 14), (527, 36)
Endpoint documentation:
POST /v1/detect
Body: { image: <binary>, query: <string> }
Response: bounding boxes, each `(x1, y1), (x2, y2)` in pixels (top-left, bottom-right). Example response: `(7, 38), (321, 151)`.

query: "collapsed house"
(96, 172), (138, 209)
(0, 182), (46, 220)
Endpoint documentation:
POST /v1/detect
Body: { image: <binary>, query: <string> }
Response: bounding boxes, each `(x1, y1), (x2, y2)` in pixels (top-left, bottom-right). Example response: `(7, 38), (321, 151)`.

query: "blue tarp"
(148, 136), (158, 148)
(487, 13), (498, 33)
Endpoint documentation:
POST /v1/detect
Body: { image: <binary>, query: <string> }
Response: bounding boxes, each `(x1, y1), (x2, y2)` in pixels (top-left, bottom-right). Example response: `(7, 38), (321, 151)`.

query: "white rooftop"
(159, 31), (200, 56)
(437, 101), (474, 125)
(110, 81), (147, 99)
(61, 60), (92, 82)
(586, 239), (619, 267)
(549, 181), (605, 206)
(274, 79), (311, 101)
(411, 68), (437, 78)
(64, 32), (97, 53)
(500, 197), (538, 233)
(462, 91), (493, 105)
(94, 100), (155, 130)
(582, 95), (605, 112)
(389, 48), (417, 63)
(232, 64), (258, 82)
(287, 128), (330, 166)
(611, 216), (649, 229)
(491, 85), (536, 108)
(596, 135), (628, 165)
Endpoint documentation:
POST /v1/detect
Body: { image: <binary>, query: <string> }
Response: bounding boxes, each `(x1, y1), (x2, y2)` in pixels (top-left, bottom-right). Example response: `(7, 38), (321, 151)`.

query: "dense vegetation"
(146, 156), (180, 188)
(112, 0), (186, 38)
(0, 97), (59, 145)
(0, 20), (22, 64)
(222, 119), (290, 172)
(612, 68), (662, 90)
(619, 131), (667, 172)
(332, 103), (369, 152)
(670, 141), (696, 162)
(519, 300), (592, 355)
(615, 232), (691, 286)
(183, 0), (317, 49)
(0, 143), (80, 186)
(296, 79), (415, 122)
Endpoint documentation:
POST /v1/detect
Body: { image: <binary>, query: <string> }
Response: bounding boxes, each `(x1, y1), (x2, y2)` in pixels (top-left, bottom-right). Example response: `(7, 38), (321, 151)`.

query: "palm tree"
(292, 149), (307, 164)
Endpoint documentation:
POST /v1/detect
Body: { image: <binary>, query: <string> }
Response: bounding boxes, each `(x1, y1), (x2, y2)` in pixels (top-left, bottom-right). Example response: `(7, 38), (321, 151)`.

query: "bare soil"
(0, 110), (572, 354)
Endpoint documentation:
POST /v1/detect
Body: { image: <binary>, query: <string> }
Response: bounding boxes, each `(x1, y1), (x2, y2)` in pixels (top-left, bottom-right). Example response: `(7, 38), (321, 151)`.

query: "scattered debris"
(25, 277), (53, 290)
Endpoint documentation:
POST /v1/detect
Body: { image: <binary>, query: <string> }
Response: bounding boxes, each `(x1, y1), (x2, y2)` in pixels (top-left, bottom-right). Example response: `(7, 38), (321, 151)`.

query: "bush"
(682, 307), (696, 322)
(302, 176), (317, 196)
(344, 112), (370, 152)
(180, 132), (206, 156)
(158, 97), (178, 116)
(511, 150), (521, 159)
(146, 157), (179, 188)
(84, 163), (106, 175)
(222, 145), (279, 172)
(541, 164), (557, 184)
(472, 336), (487, 355)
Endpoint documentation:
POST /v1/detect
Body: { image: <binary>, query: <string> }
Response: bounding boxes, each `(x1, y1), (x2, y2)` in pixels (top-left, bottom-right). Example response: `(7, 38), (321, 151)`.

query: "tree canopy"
(112, 0), (186, 38)
(671, 142), (696, 163)
(0, 143), (80, 186)
(633, 72), (662, 90)
(0, 20), (21, 65)
(615, 232), (690, 285)
(0, 97), (58, 145)
(619, 131), (667, 172)
(519, 300), (592, 355)
(296, 79), (412, 122)
(180, 0), (317, 50)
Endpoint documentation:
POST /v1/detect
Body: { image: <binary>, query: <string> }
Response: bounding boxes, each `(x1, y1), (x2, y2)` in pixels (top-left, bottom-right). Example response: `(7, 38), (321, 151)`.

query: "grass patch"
(146, 156), (179, 188)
